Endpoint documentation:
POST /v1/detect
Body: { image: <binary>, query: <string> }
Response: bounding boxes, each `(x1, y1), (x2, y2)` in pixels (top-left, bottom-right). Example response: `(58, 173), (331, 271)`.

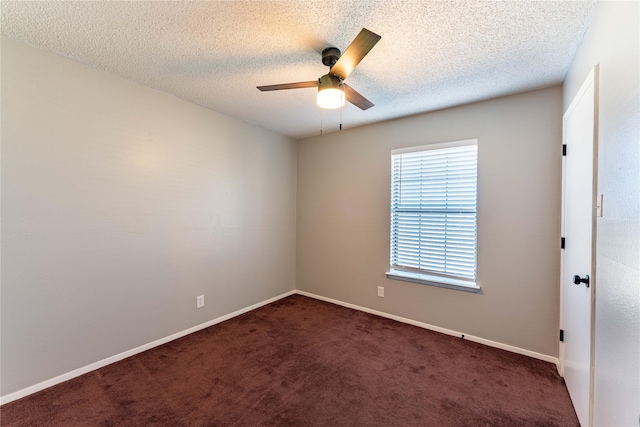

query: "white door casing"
(560, 66), (598, 427)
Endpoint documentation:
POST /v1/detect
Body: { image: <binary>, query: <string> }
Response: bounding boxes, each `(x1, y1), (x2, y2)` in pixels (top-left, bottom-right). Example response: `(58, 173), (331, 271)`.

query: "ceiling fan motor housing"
(321, 47), (341, 67)
(318, 74), (343, 90)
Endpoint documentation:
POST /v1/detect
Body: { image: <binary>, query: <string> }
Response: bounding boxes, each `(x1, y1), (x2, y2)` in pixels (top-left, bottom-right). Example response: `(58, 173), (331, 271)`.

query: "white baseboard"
(2, 288), (559, 405)
(295, 290), (559, 365)
(0, 290), (296, 405)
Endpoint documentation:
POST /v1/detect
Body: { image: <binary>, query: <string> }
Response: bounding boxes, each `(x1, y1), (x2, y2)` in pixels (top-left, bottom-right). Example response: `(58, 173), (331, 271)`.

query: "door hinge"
(561, 237), (565, 249)
(560, 329), (564, 342)
(562, 144), (567, 156)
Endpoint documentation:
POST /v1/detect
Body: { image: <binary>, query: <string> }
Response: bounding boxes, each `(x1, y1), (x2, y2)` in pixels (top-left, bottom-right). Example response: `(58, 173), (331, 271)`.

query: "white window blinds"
(390, 141), (478, 281)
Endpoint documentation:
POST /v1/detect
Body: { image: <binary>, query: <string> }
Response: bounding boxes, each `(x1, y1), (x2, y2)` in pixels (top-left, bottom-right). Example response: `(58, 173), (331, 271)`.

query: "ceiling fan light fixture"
(258, 28), (380, 111)
(317, 75), (345, 109)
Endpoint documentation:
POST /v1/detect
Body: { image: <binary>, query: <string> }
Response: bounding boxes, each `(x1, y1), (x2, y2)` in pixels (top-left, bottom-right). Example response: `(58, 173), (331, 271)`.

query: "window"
(386, 140), (479, 292)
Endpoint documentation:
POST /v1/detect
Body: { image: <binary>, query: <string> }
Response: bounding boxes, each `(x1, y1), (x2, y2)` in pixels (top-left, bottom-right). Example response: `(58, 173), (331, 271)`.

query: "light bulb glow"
(317, 87), (345, 109)
(317, 74), (345, 109)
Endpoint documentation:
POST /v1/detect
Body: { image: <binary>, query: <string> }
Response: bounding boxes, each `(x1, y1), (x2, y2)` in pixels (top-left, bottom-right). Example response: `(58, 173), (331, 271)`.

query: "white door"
(560, 66), (598, 427)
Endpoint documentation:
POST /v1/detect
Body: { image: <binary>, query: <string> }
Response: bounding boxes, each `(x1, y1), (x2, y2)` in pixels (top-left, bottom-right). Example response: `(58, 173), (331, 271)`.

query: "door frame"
(559, 65), (599, 426)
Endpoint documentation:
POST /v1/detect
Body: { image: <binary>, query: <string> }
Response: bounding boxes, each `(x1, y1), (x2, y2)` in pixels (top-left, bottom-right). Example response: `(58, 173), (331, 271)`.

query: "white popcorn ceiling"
(1, 1), (596, 139)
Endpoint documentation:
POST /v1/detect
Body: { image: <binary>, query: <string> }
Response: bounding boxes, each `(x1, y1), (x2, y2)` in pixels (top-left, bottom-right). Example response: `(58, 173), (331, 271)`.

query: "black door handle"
(573, 274), (590, 288)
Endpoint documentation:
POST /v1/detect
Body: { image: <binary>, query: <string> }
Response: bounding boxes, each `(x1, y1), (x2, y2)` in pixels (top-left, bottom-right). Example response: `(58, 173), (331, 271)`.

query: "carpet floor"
(1, 294), (578, 426)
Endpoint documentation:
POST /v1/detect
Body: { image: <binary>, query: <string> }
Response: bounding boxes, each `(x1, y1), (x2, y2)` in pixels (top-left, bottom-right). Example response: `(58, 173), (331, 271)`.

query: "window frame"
(386, 139), (480, 293)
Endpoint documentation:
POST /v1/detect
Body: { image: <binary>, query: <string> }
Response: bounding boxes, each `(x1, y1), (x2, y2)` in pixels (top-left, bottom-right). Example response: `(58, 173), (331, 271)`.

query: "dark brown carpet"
(1, 294), (578, 426)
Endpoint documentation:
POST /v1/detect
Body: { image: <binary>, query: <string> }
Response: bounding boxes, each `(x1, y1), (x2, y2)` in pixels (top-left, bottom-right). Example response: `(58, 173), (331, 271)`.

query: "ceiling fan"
(257, 28), (381, 110)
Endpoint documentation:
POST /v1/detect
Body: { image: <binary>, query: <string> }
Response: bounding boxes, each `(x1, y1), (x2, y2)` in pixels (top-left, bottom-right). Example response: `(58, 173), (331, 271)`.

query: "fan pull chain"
(320, 108), (323, 135)
(340, 98), (343, 131)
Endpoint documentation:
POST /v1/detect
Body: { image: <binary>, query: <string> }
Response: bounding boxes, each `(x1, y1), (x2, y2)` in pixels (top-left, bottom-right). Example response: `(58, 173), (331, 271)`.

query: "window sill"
(385, 269), (481, 293)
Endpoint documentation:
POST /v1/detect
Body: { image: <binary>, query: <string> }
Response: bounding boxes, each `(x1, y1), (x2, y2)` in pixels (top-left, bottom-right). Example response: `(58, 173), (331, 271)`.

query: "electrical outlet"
(196, 295), (204, 308)
(377, 286), (384, 298)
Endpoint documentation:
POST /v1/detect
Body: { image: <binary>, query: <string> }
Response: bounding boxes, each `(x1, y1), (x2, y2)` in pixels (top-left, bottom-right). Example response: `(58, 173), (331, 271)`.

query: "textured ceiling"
(1, 1), (596, 140)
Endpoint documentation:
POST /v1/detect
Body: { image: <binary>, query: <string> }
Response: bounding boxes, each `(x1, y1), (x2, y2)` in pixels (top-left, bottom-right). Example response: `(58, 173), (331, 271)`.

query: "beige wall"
(9, 7), (631, 404)
(563, 2), (640, 425)
(297, 86), (563, 357)
(1, 37), (297, 396)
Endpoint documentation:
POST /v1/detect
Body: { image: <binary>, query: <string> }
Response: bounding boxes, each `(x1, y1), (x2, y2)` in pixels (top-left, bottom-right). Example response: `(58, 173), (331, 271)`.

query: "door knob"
(573, 274), (590, 288)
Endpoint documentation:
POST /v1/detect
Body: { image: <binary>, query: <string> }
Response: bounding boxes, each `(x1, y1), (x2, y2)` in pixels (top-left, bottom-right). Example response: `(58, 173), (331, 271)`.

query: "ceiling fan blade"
(329, 28), (381, 81)
(344, 84), (374, 110)
(257, 81), (318, 91)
